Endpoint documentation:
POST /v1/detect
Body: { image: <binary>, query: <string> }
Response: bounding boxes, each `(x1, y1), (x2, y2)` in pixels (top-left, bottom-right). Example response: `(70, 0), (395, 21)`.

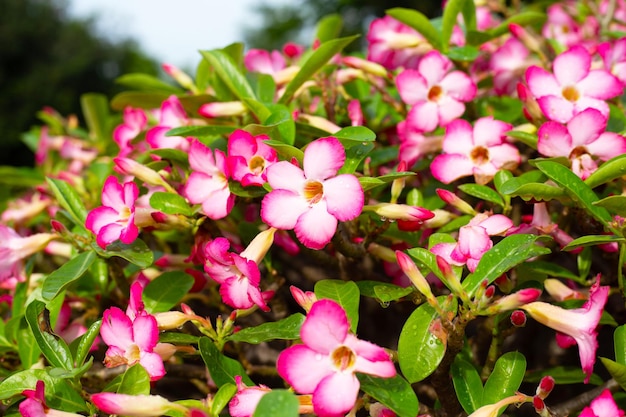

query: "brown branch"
(550, 379), (620, 417)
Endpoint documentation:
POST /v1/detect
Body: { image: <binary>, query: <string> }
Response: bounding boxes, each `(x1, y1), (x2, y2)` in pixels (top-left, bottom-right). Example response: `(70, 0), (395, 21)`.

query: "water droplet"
(380, 301), (390, 308)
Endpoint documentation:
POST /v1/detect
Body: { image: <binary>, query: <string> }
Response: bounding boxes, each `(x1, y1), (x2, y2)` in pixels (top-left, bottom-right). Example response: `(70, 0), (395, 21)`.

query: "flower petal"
(303, 137), (345, 180)
(538, 121), (572, 157)
(301, 299), (349, 353)
(266, 161), (306, 192)
(139, 351), (166, 381)
(101, 307), (134, 349)
(313, 372), (360, 417)
(261, 189), (309, 229)
(133, 314), (159, 351)
(276, 344), (333, 394)
(396, 69), (428, 105)
(553, 46), (590, 85)
(430, 153), (474, 184)
(294, 201), (338, 249)
(322, 174), (364, 221)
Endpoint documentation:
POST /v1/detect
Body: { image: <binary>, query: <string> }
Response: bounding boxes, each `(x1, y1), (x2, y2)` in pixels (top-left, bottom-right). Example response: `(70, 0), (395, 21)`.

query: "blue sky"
(67, 0), (289, 69)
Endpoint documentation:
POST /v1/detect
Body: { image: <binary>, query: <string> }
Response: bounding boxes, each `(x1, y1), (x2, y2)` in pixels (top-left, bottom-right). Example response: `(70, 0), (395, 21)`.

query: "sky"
(67, 0), (289, 69)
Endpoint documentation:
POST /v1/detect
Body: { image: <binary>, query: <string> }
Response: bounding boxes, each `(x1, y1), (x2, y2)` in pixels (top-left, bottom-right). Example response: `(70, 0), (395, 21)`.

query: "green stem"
(619, 242), (625, 303)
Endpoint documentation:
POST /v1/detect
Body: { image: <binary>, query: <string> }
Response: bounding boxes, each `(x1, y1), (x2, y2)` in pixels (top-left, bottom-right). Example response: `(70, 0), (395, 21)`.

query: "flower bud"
(162, 63), (197, 92)
(295, 113), (341, 134)
(342, 56), (388, 78)
(91, 393), (187, 417)
(365, 203), (435, 222)
(510, 310), (527, 327)
(436, 189), (476, 215)
(489, 288), (542, 313)
(396, 251), (435, 301)
(114, 157), (171, 190)
(536, 375), (555, 399)
(240, 227), (276, 264)
(199, 101), (247, 118)
(154, 311), (190, 330)
(290, 286), (317, 313)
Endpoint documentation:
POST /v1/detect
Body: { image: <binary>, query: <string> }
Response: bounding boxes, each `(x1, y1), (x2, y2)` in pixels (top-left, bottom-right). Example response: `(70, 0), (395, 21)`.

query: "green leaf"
(398, 297), (455, 383)
(452, 357), (483, 414)
(116, 73), (182, 93)
(111, 91), (171, 110)
(278, 35), (359, 104)
(92, 239), (154, 269)
(358, 374), (419, 417)
(316, 14), (343, 42)
(81, 93), (110, 143)
(522, 261), (582, 283)
(149, 192), (193, 216)
(199, 337), (254, 387)
(487, 12), (546, 38)
(338, 142), (374, 174)
(212, 383), (237, 416)
(0, 166), (44, 187)
(0, 369), (87, 412)
(406, 247), (450, 290)
(386, 8), (442, 50)
(600, 357), (626, 391)
(458, 184), (504, 207)
(535, 160), (612, 225)
(265, 140), (304, 163)
(446, 45), (480, 61)
(463, 234), (552, 296)
(160, 332), (200, 344)
(500, 181), (565, 201)
(507, 130), (538, 149)
(253, 390), (299, 417)
(143, 271), (195, 314)
(25, 301), (73, 371)
(482, 352), (526, 407)
(615, 325), (626, 365)
(46, 177), (87, 226)
(116, 364), (151, 395)
(242, 98), (272, 123)
(594, 195), (626, 217)
(255, 74), (276, 103)
(442, 0), (466, 51)
(461, 0), (477, 31)
(16, 321), (41, 370)
(315, 280), (360, 332)
(166, 125), (237, 138)
(562, 234), (625, 251)
(201, 49), (256, 101)
(359, 172), (416, 192)
(356, 281), (414, 303)
(333, 126), (377, 147)
(227, 314), (305, 344)
(525, 366), (603, 385)
(74, 319), (101, 367)
(42, 251), (96, 301)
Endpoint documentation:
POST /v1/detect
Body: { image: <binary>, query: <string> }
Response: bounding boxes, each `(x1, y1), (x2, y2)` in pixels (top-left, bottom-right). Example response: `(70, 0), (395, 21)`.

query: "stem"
(481, 316), (501, 380)
(619, 242), (626, 302)
(550, 379), (619, 417)
(601, 0), (617, 34)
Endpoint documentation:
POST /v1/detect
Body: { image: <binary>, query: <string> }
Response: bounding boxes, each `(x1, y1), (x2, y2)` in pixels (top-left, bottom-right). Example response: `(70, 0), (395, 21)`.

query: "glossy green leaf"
(600, 358), (626, 391)
(92, 239), (154, 269)
(166, 125), (237, 138)
(201, 50), (256, 101)
(406, 247), (449, 289)
(42, 251), (96, 301)
(74, 319), (101, 367)
(452, 357), (483, 414)
(81, 93), (110, 143)
(227, 314), (305, 344)
(507, 130), (538, 149)
(111, 91), (171, 110)
(242, 98), (272, 122)
(116, 73), (182, 93)
(386, 8), (442, 50)
(359, 171), (416, 192)
(522, 261), (582, 283)
(562, 234), (625, 251)
(357, 281), (413, 302)
(16, 321), (41, 370)
(615, 325), (626, 365)
(334, 126), (377, 146)
(159, 332), (200, 344)
(0, 369), (87, 411)
(253, 390), (299, 417)
(25, 301), (73, 370)
(458, 184), (504, 207)
(199, 337), (254, 387)
(482, 351), (526, 406)
(143, 271), (195, 313)
(463, 234), (552, 296)
(255, 73), (276, 103)
(358, 374), (419, 417)
(265, 140), (304, 163)
(149, 192), (193, 216)
(446, 45), (480, 61)
(500, 181), (564, 201)
(442, 0), (466, 51)
(212, 383), (237, 416)
(578, 246), (592, 280)
(398, 297), (454, 383)
(594, 195), (626, 217)
(535, 160), (612, 224)
(316, 14), (343, 42)
(460, 0), (477, 31)
(585, 154), (626, 188)
(487, 12), (546, 38)
(315, 280), (360, 332)
(278, 35), (359, 104)
(46, 177), (87, 226)
(229, 181), (268, 198)
(525, 366), (603, 385)
(338, 142), (374, 175)
(116, 364), (151, 395)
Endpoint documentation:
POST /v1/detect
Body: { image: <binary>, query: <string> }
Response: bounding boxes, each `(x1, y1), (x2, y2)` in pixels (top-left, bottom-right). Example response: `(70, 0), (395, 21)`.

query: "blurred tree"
(243, 0), (440, 51)
(0, 0), (158, 166)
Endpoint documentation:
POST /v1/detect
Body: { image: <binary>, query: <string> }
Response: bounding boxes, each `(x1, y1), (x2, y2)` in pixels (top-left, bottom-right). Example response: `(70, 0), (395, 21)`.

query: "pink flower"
(227, 130), (278, 187)
(430, 117), (520, 185)
(598, 38), (626, 87)
(229, 375), (272, 417)
(579, 389), (625, 417)
(113, 107), (147, 157)
(86, 176), (139, 249)
(525, 46), (622, 123)
(183, 139), (235, 220)
(91, 392), (187, 417)
(431, 213), (513, 272)
(261, 137), (364, 249)
(366, 15), (428, 70)
(537, 108), (626, 179)
(20, 380), (82, 417)
(277, 299), (396, 417)
(100, 307), (165, 381)
(245, 49), (286, 75)
(521, 278), (609, 383)
(146, 95), (192, 151)
(541, 3), (585, 49)
(0, 225), (54, 287)
(507, 203), (576, 249)
(490, 37), (532, 96)
(396, 51), (476, 133)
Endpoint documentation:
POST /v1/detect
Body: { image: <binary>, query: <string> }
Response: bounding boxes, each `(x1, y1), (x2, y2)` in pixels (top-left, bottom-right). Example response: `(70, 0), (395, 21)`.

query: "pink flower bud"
(198, 101), (247, 118)
(162, 63), (196, 91)
(91, 392), (187, 417)
(533, 395), (545, 412)
(510, 310), (527, 327)
(366, 203), (434, 222)
(436, 189), (476, 215)
(290, 286), (317, 313)
(114, 157), (170, 189)
(342, 56), (388, 77)
(536, 375), (555, 399)
(396, 251), (435, 300)
(240, 228), (276, 265)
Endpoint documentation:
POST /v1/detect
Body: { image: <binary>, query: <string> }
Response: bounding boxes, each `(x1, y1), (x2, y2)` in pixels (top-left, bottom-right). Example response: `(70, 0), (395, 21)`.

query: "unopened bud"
(240, 227), (276, 264)
(436, 189), (476, 215)
(290, 286), (317, 313)
(510, 310), (527, 327)
(91, 392), (187, 417)
(114, 157), (172, 190)
(295, 113), (341, 134)
(396, 251), (435, 301)
(347, 99), (363, 127)
(342, 56), (388, 78)
(536, 376), (555, 399)
(490, 288), (542, 313)
(198, 101), (247, 118)
(162, 63), (197, 92)
(533, 395), (547, 415)
(154, 311), (190, 330)
(365, 203), (434, 222)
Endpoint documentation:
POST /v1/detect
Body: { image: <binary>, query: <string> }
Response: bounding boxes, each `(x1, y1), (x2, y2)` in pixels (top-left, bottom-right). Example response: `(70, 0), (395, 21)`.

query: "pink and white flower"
(183, 139), (235, 220)
(366, 15), (429, 70)
(229, 375), (272, 417)
(521, 277), (609, 383)
(537, 108), (626, 179)
(85, 175), (139, 249)
(277, 299), (396, 417)
(490, 37), (533, 96)
(396, 51), (476, 133)
(579, 389), (625, 417)
(261, 137), (364, 249)
(113, 107), (147, 157)
(146, 95), (192, 152)
(0, 225), (54, 288)
(20, 380), (82, 417)
(525, 46), (622, 123)
(227, 130), (278, 187)
(598, 38), (626, 87)
(91, 392), (187, 417)
(430, 117), (520, 185)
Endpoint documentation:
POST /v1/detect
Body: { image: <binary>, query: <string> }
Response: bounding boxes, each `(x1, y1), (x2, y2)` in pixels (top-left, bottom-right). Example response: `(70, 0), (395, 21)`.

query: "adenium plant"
(2, 1), (626, 417)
